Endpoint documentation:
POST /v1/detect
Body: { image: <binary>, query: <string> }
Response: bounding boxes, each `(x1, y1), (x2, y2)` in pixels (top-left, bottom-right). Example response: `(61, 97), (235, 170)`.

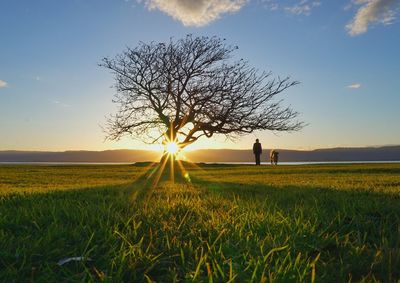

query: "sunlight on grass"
(1, 164), (399, 281)
(151, 139), (193, 186)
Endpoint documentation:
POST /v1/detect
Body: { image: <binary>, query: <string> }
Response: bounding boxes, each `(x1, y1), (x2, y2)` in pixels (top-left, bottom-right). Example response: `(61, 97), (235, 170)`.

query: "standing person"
(273, 151), (279, 165)
(253, 139), (262, 165)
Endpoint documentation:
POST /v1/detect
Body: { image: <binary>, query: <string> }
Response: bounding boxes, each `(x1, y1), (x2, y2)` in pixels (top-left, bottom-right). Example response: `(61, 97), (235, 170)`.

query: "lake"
(1, 161), (400, 165)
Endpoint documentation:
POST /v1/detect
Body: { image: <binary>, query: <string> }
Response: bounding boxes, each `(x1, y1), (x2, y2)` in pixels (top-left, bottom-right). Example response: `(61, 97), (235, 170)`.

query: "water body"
(203, 161), (400, 165)
(0, 162), (133, 165)
(0, 161), (399, 165)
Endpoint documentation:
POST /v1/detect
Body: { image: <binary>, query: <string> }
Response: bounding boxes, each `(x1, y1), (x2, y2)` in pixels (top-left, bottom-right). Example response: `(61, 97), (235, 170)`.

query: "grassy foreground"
(0, 163), (399, 282)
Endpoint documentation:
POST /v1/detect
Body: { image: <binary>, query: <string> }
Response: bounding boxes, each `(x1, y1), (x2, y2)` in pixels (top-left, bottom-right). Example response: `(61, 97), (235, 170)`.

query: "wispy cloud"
(51, 100), (71, 107)
(260, 0), (321, 15)
(347, 83), (362, 89)
(284, 0), (321, 16)
(346, 0), (399, 36)
(140, 0), (248, 26)
(260, 0), (279, 11)
(0, 80), (8, 88)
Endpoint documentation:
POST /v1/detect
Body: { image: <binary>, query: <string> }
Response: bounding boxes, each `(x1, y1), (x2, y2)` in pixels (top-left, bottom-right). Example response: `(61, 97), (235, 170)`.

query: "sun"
(166, 142), (179, 155)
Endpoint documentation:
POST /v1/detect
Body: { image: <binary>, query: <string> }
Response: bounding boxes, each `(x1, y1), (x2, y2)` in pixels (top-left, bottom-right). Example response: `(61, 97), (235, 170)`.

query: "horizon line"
(1, 144), (399, 153)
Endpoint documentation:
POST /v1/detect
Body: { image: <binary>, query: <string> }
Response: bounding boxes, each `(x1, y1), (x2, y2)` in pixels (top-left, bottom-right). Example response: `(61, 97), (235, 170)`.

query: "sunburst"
(165, 141), (179, 155)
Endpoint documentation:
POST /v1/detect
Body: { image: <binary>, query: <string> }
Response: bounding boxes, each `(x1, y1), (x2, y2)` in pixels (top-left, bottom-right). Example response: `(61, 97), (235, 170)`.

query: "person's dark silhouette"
(273, 151), (279, 165)
(253, 139), (262, 165)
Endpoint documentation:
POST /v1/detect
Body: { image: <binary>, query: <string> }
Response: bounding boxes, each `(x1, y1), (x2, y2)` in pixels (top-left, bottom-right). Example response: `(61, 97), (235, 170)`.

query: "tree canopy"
(101, 35), (303, 151)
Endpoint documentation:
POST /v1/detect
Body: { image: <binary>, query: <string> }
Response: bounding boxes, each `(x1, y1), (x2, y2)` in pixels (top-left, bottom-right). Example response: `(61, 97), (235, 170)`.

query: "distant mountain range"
(1, 146), (399, 163)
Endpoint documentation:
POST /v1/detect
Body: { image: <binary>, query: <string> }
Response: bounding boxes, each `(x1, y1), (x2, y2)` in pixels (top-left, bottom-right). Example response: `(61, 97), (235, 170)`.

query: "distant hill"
(0, 146), (399, 163)
(185, 146), (400, 162)
(0, 150), (160, 163)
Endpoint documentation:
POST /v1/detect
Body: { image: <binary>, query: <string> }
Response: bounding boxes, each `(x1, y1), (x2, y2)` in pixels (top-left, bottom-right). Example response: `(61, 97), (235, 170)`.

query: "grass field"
(1, 163), (399, 282)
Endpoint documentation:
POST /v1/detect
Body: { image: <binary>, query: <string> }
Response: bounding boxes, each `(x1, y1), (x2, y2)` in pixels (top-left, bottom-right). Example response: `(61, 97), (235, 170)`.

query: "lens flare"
(166, 142), (179, 155)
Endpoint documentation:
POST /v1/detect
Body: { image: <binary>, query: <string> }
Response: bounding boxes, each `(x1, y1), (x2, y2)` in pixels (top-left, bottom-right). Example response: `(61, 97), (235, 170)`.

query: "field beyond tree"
(1, 164), (399, 282)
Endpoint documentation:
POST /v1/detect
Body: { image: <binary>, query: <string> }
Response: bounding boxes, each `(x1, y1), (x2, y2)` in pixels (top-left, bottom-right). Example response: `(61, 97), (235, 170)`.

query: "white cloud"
(284, 0), (321, 16)
(0, 80), (7, 88)
(347, 83), (362, 89)
(346, 0), (399, 36)
(139, 0), (400, 34)
(141, 0), (248, 26)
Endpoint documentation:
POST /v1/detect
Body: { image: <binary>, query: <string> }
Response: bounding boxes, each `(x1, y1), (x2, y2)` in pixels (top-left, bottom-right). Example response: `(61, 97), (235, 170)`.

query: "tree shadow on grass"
(0, 163), (184, 282)
(0, 179), (150, 282)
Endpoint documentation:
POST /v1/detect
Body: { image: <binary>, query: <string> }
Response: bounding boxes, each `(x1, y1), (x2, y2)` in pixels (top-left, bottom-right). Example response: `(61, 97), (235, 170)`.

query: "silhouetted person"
(273, 151), (279, 165)
(253, 139), (262, 165)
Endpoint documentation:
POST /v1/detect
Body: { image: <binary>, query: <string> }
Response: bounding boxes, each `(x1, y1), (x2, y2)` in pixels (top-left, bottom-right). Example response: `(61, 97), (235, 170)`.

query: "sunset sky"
(1, 0), (399, 151)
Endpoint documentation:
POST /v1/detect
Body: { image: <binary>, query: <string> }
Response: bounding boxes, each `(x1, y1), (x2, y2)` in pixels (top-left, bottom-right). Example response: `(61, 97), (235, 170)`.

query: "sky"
(0, 0), (399, 152)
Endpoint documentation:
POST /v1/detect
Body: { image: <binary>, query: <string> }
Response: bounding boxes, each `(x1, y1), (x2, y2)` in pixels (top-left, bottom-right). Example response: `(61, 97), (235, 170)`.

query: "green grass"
(1, 163), (400, 282)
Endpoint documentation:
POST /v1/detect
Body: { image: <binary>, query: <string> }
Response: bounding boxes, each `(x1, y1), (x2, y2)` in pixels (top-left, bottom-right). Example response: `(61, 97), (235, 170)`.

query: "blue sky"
(0, 0), (399, 151)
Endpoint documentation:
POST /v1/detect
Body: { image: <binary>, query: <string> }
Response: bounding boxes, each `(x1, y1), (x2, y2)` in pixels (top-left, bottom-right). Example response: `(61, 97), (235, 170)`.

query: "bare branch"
(101, 35), (304, 149)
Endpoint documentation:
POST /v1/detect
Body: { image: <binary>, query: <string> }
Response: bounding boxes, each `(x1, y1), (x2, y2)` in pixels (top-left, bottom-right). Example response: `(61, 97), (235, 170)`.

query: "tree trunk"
(157, 151), (175, 182)
(157, 147), (190, 183)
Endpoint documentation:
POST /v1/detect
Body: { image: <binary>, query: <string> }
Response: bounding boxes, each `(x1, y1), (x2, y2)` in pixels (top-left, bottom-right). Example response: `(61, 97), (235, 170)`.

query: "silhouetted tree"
(101, 35), (303, 159)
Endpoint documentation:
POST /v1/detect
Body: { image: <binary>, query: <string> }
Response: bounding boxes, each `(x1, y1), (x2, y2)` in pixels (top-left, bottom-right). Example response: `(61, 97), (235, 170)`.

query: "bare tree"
(101, 35), (304, 159)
